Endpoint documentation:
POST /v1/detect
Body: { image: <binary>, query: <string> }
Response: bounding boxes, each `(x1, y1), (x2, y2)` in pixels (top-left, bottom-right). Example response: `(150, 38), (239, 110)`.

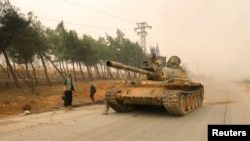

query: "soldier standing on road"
(63, 73), (77, 110)
(102, 97), (110, 115)
(90, 84), (96, 102)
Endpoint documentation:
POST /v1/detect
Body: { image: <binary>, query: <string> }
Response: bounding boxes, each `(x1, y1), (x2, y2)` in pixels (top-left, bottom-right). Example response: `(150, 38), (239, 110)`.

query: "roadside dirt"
(0, 79), (249, 119)
(0, 80), (123, 119)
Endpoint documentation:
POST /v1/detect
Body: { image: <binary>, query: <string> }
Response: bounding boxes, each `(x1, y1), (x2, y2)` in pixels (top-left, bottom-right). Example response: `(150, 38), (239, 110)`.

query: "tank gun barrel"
(106, 61), (155, 77)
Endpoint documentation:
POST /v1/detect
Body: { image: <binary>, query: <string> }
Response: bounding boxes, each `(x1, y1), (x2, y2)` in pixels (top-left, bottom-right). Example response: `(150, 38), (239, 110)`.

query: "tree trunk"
(94, 64), (101, 79)
(127, 71), (132, 79)
(30, 61), (39, 85)
(100, 63), (105, 78)
(59, 61), (63, 73)
(119, 70), (124, 79)
(42, 53), (65, 79)
(103, 64), (107, 79)
(13, 61), (22, 79)
(0, 64), (7, 73)
(72, 61), (77, 81)
(86, 64), (93, 81)
(78, 62), (85, 79)
(107, 66), (113, 79)
(25, 63), (30, 79)
(65, 60), (69, 73)
(38, 51), (52, 86)
(132, 72), (136, 78)
(1, 48), (21, 88)
(62, 60), (66, 75)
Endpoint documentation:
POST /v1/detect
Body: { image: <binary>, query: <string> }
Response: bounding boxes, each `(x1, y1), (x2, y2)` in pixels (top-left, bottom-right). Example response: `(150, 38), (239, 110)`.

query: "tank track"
(162, 86), (204, 116)
(105, 89), (133, 112)
(105, 87), (204, 116)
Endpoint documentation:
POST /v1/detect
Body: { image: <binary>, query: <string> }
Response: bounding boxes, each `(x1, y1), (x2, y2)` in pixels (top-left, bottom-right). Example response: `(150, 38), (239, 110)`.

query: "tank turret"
(106, 54), (188, 81)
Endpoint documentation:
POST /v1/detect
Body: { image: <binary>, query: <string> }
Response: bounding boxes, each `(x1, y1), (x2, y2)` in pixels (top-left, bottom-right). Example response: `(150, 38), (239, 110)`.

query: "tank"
(104, 54), (204, 116)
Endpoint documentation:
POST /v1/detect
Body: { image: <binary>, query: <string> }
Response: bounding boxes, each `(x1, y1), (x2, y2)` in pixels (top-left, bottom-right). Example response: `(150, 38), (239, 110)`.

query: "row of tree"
(0, 0), (147, 88)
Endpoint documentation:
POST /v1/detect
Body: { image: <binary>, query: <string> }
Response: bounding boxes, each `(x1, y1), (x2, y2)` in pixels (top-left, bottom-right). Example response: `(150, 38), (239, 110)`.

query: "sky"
(8, 0), (250, 81)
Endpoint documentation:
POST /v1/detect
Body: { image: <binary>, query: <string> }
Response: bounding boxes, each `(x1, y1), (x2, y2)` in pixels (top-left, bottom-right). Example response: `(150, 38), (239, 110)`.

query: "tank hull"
(104, 80), (204, 116)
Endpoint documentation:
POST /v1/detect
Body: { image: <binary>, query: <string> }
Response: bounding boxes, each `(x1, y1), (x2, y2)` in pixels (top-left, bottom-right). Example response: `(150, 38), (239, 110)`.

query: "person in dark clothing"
(102, 96), (110, 115)
(90, 84), (96, 102)
(63, 73), (77, 110)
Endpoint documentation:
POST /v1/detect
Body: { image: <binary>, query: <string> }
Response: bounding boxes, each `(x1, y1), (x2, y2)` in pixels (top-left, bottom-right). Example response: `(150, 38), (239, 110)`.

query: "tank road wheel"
(105, 90), (134, 113)
(191, 94), (196, 109)
(186, 94), (192, 111)
(110, 99), (133, 112)
(198, 87), (205, 106)
(193, 94), (198, 108)
(195, 94), (200, 107)
(178, 94), (186, 115)
(197, 91), (203, 107)
(200, 90), (204, 105)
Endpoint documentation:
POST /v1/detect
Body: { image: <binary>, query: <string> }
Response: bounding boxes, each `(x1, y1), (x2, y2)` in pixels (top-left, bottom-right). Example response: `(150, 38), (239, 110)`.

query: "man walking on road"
(90, 84), (96, 102)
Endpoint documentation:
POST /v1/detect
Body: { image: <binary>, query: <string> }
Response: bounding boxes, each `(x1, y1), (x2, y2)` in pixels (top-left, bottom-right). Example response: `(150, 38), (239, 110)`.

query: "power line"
(37, 16), (133, 31)
(65, 1), (156, 51)
(64, 0), (136, 24)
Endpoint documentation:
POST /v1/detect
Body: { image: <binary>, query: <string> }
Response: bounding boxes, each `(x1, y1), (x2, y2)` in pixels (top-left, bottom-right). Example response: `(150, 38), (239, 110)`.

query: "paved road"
(0, 81), (250, 141)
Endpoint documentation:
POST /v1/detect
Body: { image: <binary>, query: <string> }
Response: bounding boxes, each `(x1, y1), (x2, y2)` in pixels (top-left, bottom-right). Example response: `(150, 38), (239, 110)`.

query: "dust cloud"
(169, 46), (250, 82)
(154, 0), (250, 82)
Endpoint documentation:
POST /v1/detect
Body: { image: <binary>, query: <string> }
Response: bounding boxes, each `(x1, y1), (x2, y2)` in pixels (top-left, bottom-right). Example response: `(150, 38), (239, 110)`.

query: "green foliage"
(0, 0), (32, 50)
(105, 29), (145, 67)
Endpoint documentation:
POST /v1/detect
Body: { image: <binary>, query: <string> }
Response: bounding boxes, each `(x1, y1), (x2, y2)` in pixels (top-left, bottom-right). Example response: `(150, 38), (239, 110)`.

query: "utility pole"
(134, 22), (152, 54)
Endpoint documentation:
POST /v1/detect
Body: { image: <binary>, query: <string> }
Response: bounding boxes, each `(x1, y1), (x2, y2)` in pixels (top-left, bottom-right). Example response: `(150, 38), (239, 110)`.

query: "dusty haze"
(8, 0), (250, 81)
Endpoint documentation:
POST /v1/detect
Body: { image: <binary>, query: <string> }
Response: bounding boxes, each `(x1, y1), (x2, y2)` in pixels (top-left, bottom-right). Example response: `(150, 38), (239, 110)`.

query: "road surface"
(0, 81), (250, 141)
